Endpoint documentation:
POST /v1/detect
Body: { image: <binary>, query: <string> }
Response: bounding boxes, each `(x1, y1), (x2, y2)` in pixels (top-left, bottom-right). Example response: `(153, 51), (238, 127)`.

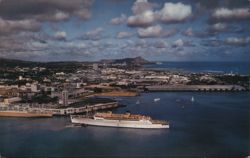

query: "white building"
(31, 83), (38, 92)
(93, 64), (98, 70)
(62, 90), (68, 106)
(3, 97), (22, 105)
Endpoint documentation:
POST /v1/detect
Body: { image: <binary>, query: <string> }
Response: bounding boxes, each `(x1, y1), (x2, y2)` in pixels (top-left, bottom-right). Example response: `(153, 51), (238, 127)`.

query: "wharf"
(34, 101), (118, 116)
(146, 85), (246, 92)
(92, 91), (139, 97)
(0, 101), (118, 116)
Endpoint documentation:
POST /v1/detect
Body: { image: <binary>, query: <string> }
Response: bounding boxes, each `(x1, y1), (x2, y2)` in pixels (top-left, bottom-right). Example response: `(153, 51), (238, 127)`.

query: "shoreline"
(88, 91), (139, 97)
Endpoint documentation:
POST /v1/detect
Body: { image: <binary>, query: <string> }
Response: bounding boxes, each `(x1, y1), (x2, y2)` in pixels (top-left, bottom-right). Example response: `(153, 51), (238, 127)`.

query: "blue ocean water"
(145, 62), (250, 75)
(0, 92), (250, 158)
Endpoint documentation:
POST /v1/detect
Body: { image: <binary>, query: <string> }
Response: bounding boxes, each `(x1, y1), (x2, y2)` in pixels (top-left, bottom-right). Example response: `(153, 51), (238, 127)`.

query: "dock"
(44, 101), (119, 115)
(0, 101), (119, 116)
(145, 85), (246, 92)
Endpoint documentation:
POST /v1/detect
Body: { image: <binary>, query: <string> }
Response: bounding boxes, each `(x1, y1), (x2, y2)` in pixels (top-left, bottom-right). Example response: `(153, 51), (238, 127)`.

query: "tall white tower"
(93, 63), (98, 70)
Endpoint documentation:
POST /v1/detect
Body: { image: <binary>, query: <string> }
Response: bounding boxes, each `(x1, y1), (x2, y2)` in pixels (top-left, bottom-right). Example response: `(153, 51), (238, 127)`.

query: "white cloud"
(116, 32), (133, 39)
(157, 2), (192, 22)
(82, 27), (104, 40)
(209, 23), (228, 32)
(172, 39), (194, 48)
(127, 2), (192, 27)
(132, 0), (156, 15)
(53, 11), (69, 21)
(127, 0), (157, 27)
(75, 9), (92, 20)
(182, 28), (194, 36)
(224, 37), (250, 46)
(137, 25), (162, 38)
(64, 41), (87, 49)
(54, 31), (67, 40)
(174, 39), (184, 47)
(212, 8), (250, 20)
(152, 40), (169, 48)
(127, 10), (155, 27)
(182, 27), (212, 38)
(29, 41), (48, 49)
(0, 18), (40, 34)
(0, 0), (93, 22)
(86, 27), (103, 36)
(110, 14), (127, 25)
(137, 25), (178, 38)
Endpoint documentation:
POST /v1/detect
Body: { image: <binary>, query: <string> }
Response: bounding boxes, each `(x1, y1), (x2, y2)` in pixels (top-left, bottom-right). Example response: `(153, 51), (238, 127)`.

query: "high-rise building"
(93, 63), (98, 70)
(31, 83), (38, 92)
(76, 83), (81, 89)
(62, 90), (68, 106)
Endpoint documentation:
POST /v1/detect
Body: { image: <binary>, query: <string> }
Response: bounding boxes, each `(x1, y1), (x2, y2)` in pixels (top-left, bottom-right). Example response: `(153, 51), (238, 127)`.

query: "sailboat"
(191, 96), (194, 102)
(156, 62), (162, 65)
(154, 98), (160, 102)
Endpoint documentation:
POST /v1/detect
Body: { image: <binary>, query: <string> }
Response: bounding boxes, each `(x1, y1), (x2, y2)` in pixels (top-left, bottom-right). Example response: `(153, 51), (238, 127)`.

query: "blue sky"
(0, 0), (250, 61)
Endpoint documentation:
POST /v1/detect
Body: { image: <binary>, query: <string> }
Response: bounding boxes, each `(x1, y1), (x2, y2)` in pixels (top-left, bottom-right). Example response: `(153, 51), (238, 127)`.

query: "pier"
(146, 85), (246, 92)
(44, 101), (119, 115)
(0, 101), (119, 116)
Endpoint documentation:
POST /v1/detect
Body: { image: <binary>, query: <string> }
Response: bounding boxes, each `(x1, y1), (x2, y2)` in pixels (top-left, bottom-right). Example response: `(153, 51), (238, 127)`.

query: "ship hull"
(0, 111), (53, 118)
(71, 117), (169, 129)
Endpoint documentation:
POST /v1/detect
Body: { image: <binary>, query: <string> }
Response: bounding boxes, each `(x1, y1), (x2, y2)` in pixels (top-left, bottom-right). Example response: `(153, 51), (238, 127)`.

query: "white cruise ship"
(70, 111), (169, 129)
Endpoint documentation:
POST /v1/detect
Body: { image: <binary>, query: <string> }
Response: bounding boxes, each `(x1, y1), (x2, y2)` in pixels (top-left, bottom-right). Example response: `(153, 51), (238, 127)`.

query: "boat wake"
(65, 124), (83, 128)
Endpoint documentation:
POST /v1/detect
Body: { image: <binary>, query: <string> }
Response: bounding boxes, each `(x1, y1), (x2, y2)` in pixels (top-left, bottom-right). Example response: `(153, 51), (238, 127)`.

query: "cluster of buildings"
(0, 60), (249, 111)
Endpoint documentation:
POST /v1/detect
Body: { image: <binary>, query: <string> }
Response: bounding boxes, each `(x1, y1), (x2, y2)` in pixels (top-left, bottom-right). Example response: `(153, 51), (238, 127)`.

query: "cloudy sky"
(0, 0), (250, 61)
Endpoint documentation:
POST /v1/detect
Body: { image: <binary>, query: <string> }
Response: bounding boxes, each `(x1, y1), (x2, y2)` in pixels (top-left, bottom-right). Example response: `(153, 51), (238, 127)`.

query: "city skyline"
(0, 0), (250, 61)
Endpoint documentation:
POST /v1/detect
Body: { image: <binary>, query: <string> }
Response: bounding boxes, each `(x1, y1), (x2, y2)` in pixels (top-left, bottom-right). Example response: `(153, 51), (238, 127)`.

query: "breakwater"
(146, 85), (246, 92)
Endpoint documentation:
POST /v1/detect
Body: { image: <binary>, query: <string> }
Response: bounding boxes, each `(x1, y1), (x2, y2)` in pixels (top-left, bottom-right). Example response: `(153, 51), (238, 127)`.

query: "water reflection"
(85, 126), (169, 138)
(0, 117), (69, 132)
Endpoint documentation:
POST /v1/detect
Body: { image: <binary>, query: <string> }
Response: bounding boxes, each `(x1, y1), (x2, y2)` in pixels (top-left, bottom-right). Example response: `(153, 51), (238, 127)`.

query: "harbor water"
(0, 92), (249, 158)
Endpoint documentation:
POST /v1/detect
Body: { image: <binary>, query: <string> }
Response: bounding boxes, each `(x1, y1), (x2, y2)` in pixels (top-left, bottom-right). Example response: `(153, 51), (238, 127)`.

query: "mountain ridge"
(0, 56), (152, 67)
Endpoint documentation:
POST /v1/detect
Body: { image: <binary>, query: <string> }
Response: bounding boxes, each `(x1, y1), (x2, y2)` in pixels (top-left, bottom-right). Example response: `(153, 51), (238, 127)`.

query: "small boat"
(136, 100), (140, 104)
(65, 124), (82, 128)
(154, 98), (160, 102)
(191, 96), (194, 102)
